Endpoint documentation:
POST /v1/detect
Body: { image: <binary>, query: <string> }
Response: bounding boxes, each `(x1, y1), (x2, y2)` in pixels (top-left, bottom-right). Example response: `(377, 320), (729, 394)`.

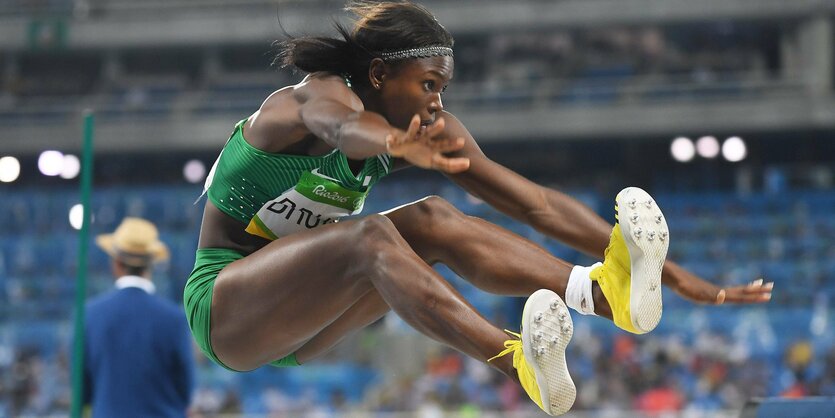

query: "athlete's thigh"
(289, 199), (444, 362)
(209, 217), (383, 369)
(381, 196), (454, 263)
(295, 288), (390, 363)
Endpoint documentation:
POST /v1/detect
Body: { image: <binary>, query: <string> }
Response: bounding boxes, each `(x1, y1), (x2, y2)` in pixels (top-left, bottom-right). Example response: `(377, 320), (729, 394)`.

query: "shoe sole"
(521, 289), (576, 416)
(615, 187), (669, 334)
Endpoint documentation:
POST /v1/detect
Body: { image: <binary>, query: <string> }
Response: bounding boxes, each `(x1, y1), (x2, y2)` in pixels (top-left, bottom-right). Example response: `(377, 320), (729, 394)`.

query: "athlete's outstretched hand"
(663, 261), (773, 305)
(386, 115), (470, 173)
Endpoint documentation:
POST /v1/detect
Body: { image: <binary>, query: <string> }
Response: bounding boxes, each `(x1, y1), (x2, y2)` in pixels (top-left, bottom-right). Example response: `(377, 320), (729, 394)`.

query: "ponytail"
(276, 23), (374, 78)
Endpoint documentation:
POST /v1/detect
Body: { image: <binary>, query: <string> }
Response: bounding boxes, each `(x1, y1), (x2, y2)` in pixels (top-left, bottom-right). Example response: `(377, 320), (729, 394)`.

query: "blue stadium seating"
(1, 181), (833, 413)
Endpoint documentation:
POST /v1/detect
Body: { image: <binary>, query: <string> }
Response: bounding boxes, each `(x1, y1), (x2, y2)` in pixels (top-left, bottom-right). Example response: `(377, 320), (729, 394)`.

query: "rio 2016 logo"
(312, 185), (350, 203)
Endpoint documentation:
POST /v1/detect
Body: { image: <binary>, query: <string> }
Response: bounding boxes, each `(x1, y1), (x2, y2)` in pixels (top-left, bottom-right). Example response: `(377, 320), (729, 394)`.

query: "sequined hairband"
(379, 46), (454, 62)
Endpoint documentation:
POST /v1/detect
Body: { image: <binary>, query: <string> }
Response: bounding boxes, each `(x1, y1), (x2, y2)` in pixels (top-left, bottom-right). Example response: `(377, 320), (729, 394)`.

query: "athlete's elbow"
(336, 129), (378, 160)
(524, 210), (551, 233)
(524, 202), (563, 235)
(335, 135), (368, 160)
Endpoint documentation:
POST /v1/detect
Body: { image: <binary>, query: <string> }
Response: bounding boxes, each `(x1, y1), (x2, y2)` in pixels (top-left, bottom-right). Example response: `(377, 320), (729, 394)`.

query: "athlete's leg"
(292, 196), (610, 363)
(384, 196), (613, 319)
(290, 195), (608, 364)
(209, 214), (513, 375)
(294, 288), (389, 364)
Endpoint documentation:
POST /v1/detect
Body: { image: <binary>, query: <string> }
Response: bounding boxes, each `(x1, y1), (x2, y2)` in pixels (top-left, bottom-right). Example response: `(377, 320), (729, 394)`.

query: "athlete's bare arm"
(436, 111), (772, 305)
(242, 74), (389, 157)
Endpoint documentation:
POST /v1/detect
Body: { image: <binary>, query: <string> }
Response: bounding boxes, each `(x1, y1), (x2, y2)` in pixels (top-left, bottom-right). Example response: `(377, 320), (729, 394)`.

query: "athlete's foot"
(489, 289), (576, 416)
(590, 187), (669, 334)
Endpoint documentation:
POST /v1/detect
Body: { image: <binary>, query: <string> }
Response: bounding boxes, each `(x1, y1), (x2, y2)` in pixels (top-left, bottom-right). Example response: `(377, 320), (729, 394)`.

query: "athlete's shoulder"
(293, 73), (363, 111)
(438, 110), (470, 138)
(439, 110), (464, 127)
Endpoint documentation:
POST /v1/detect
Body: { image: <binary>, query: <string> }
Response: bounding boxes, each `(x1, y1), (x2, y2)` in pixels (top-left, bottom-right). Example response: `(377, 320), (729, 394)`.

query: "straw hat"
(95, 217), (170, 266)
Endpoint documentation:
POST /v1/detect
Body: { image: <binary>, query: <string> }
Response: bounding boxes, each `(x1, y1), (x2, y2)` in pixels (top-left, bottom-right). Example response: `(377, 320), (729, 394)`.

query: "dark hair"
(116, 259), (151, 277)
(277, 1), (454, 85)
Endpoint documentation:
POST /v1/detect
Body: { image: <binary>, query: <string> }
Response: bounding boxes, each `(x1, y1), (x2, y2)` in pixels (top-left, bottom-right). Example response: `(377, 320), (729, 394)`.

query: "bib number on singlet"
(245, 170), (368, 240)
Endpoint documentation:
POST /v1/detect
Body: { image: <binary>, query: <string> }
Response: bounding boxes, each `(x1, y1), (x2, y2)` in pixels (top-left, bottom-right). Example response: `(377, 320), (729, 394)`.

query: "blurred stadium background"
(1, 0), (834, 417)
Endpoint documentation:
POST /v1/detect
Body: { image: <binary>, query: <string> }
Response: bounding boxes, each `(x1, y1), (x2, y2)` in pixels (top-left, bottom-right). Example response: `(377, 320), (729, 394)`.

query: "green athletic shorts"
(184, 248), (300, 371)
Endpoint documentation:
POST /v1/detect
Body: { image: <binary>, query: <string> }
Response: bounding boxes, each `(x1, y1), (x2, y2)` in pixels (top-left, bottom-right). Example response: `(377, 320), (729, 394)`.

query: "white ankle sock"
(566, 262), (602, 315)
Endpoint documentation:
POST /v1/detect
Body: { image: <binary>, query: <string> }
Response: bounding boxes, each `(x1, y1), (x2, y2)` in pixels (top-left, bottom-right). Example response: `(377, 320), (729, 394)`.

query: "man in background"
(82, 217), (194, 417)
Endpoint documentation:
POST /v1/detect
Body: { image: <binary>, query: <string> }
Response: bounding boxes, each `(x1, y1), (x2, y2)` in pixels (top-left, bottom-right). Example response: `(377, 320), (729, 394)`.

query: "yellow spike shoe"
(591, 187), (669, 334)
(489, 289), (576, 416)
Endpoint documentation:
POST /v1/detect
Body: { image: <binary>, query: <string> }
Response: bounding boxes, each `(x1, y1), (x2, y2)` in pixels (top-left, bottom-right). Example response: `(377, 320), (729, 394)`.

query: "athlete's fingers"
(390, 115), (421, 146)
(716, 289), (726, 304)
(422, 117), (446, 139)
(736, 288), (771, 297)
(716, 279), (774, 304)
(728, 291), (772, 303)
(386, 135), (412, 157)
(742, 281), (773, 294)
(431, 154), (470, 173)
(404, 114), (421, 142)
(720, 285), (772, 304)
(738, 280), (773, 300)
(385, 134), (401, 155)
(430, 137), (466, 153)
(732, 291), (772, 302)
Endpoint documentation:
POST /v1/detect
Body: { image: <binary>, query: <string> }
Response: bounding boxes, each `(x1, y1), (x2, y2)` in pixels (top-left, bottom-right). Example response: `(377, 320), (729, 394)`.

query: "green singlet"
(207, 119), (393, 237)
(185, 114), (394, 371)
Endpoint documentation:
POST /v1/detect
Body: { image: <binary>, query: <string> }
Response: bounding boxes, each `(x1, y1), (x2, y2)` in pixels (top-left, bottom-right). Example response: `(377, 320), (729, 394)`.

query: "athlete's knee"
(410, 195), (462, 225)
(351, 215), (415, 278)
(354, 214), (400, 244)
(352, 214), (404, 258)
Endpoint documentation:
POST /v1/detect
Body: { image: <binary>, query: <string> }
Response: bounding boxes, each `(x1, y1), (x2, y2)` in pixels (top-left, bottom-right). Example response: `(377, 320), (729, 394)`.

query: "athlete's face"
(377, 56), (453, 130)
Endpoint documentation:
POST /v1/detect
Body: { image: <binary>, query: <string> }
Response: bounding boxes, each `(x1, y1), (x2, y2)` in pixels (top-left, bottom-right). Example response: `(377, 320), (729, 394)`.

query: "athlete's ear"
(368, 58), (386, 90)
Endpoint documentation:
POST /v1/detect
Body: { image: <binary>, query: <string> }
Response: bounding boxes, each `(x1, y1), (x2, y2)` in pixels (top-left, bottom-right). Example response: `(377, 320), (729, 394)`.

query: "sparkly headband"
(379, 46), (453, 62)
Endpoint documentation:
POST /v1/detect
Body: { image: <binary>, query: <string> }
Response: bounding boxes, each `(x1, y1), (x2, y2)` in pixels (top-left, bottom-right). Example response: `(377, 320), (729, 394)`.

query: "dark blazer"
(83, 280), (194, 418)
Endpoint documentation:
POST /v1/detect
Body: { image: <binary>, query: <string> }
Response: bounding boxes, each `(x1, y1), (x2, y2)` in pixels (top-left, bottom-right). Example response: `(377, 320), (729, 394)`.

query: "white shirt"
(115, 275), (156, 294)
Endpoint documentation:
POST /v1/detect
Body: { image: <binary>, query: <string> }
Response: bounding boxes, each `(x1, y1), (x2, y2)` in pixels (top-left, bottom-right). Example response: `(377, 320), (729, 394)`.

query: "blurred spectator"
(80, 217), (194, 417)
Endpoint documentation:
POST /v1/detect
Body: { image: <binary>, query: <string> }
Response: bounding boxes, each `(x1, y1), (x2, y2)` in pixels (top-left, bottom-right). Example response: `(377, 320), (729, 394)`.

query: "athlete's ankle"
(489, 344), (519, 380)
(503, 357), (518, 380)
(566, 264), (599, 316)
(592, 282), (613, 320)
